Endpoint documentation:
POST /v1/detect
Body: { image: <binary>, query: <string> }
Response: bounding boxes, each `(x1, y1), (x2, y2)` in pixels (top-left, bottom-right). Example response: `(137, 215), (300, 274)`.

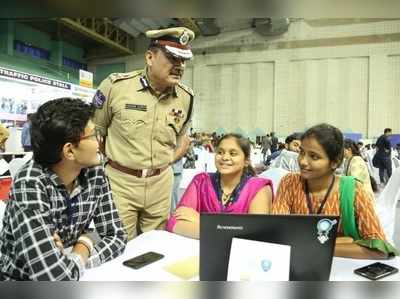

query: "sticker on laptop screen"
(316, 219), (337, 244)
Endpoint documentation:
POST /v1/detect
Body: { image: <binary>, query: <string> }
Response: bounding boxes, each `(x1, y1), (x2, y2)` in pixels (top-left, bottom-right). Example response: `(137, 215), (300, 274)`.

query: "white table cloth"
(82, 230), (400, 281)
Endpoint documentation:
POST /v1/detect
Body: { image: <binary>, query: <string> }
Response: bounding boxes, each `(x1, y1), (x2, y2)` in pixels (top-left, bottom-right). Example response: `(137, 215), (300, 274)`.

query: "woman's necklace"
(219, 173), (245, 207)
(221, 190), (233, 205)
(220, 179), (239, 206)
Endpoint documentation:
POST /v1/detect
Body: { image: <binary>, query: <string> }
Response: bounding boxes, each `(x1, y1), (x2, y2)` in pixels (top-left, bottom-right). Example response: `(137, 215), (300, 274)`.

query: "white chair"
(8, 158), (28, 179)
(180, 168), (202, 190)
(365, 151), (381, 184)
(194, 150), (216, 172)
(0, 200), (6, 231)
(8, 152), (32, 179)
(250, 150), (263, 165)
(392, 157), (400, 169)
(178, 168), (203, 199)
(0, 158), (9, 176)
(259, 167), (289, 195)
(194, 149), (207, 172)
(204, 152), (216, 172)
(375, 167), (400, 244)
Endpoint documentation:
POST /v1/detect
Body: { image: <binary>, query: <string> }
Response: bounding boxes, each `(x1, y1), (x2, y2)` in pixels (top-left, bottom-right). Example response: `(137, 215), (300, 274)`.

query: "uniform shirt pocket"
(155, 114), (182, 148)
(165, 113), (183, 135)
(121, 105), (148, 138)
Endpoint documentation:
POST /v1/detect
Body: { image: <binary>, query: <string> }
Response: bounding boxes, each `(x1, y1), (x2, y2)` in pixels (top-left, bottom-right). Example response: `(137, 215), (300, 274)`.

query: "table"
(82, 230), (400, 281)
(82, 230), (197, 281)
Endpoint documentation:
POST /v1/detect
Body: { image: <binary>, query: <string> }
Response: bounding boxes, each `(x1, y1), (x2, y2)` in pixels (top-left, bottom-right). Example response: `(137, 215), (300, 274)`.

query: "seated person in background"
(0, 98), (127, 280)
(357, 141), (368, 161)
(0, 122), (9, 151)
(269, 133), (302, 172)
(343, 139), (376, 197)
(202, 137), (214, 153)
(272, 123), (398, 259)
(266, 142), (285, 163)
(167, 133), (273, 239)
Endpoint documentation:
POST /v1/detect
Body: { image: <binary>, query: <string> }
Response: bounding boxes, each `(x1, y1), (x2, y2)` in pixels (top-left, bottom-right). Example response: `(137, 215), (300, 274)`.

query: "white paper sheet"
(227, 237), (291, 281)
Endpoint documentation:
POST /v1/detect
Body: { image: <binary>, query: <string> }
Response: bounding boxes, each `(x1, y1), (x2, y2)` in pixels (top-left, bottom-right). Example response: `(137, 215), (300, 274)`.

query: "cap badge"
(179, 32), (190, 45)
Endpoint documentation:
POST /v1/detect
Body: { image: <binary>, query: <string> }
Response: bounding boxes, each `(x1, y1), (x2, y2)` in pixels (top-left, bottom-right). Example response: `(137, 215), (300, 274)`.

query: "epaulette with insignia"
(177, 82), (194, 96)
(108, 71), (141, 84)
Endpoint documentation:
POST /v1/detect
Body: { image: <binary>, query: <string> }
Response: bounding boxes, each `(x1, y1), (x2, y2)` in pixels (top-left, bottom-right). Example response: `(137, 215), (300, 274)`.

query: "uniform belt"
(108, 160), (169, 178)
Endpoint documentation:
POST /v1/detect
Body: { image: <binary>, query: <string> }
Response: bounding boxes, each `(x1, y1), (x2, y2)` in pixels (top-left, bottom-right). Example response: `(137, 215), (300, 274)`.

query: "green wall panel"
(63, 42), (85, 63)
(94, 63), (126, 85)
(14, 23), (51, 50)
(0, 21), (87, 85)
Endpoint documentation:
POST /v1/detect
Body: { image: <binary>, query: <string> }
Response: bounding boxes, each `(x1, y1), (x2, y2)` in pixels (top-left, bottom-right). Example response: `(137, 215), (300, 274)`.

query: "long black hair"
(344, 139), (361, 156)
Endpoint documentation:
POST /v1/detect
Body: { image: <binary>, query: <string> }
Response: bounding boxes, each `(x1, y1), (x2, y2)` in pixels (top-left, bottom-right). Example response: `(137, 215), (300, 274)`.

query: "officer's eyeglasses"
(80, 129), (102, 142)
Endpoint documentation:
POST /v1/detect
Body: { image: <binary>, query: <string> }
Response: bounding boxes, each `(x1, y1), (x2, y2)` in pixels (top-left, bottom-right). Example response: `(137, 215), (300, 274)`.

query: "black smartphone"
(354, 262), (399, 280)
(122, 251), (164, 270)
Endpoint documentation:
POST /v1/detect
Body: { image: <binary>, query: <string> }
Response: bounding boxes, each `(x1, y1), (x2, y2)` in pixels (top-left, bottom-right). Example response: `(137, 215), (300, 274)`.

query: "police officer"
(93, 27), (195, 240)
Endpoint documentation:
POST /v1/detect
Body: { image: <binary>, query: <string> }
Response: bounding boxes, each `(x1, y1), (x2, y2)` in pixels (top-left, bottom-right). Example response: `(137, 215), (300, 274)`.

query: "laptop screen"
(200, 213), (340, 281)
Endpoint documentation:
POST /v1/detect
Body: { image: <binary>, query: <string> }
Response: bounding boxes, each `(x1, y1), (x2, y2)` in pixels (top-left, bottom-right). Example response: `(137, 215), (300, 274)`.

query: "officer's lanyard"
(305, 175), (335, 214)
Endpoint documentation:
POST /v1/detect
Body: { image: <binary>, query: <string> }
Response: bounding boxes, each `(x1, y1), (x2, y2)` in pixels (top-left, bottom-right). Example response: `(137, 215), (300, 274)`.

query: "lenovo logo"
(216, 225), (244, 230)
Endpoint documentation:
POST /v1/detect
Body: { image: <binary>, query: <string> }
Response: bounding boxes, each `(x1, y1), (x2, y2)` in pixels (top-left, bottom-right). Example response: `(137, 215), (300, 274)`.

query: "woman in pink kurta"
(167, 133), (273, 239)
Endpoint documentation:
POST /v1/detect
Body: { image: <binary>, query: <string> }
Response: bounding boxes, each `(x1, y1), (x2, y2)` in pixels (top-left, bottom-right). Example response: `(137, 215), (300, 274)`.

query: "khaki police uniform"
(0, 123), (9, 151)
(93, 69), (194, 240)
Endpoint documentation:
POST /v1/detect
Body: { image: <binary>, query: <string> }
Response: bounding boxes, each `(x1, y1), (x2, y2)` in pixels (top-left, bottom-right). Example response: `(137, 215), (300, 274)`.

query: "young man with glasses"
(0, 98), (127, 280)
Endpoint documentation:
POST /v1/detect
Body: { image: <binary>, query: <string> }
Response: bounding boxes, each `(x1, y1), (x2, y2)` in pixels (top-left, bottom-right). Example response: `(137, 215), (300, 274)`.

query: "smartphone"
(122, 251), (164, 270)
(354, 262), (399, 280)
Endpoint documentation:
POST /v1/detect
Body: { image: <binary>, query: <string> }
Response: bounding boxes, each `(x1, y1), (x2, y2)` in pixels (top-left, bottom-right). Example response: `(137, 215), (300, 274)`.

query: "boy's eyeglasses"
(80, 129), (102, 142)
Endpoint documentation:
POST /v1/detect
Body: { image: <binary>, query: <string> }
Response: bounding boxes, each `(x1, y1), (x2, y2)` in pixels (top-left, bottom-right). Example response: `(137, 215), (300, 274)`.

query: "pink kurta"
(166, 172), (273, 232)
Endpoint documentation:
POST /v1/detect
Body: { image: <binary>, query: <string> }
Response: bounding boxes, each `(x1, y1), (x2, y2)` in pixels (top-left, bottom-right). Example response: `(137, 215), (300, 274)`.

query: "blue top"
(172, 158), (184, 174)
(21, 121), (31, 147)
(376, 134), (391, 158)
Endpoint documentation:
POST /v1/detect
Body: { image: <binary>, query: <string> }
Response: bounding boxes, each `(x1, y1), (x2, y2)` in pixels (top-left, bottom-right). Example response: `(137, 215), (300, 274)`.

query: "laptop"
(200, 213), (340, 281)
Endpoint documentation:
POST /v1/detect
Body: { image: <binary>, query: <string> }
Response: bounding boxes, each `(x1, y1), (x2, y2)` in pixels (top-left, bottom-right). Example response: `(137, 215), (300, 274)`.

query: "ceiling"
(112, 18), (179, 37)
(20, 19), (101, 49)
(17, 18), (399, 60)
